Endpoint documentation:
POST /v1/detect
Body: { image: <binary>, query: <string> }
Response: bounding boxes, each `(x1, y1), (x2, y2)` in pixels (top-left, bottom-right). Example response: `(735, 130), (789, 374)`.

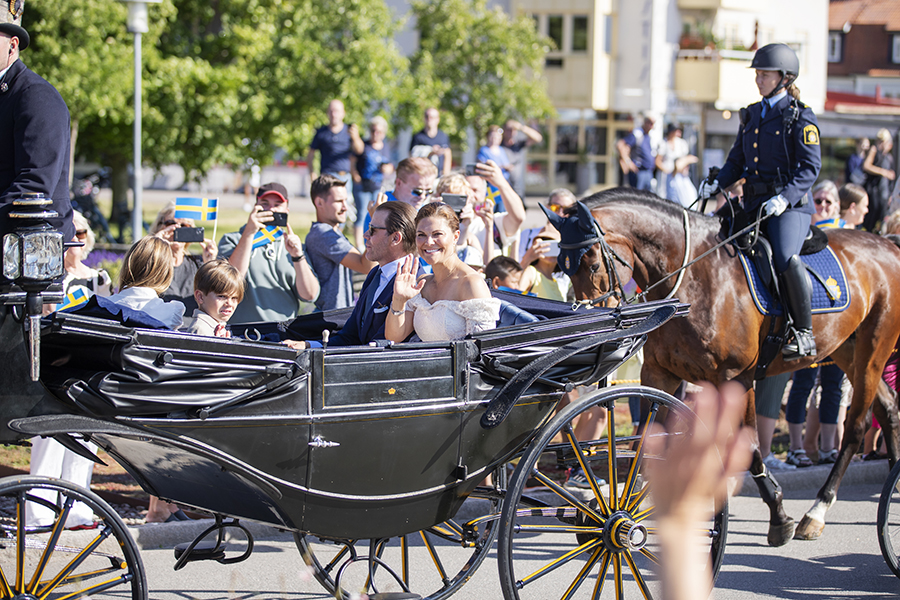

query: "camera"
(173, 227), (205, 243)
(465, 164), (477, 177)
(441, 194), (468, 215)
(270, 212), (289, 227)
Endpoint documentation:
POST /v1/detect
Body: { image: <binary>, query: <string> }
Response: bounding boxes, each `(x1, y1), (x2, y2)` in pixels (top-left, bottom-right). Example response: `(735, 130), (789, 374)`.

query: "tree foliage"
(405, 0), (555, 146)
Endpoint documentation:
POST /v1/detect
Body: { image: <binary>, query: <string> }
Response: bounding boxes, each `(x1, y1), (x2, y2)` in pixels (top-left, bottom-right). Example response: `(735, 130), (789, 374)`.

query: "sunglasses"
(410, 188), (434, 198)
(75, 230), (88, 239)
(548, 203), (571, 214)
(163, 220), (190, 227)
(367, 225), (388, 236)
(813, 197), (833, 206)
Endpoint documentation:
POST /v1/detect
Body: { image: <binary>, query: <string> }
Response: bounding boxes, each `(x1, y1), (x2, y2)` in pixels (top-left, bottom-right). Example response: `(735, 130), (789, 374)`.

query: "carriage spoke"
(35, 526), (117, 598)
(607, 402), (620, 512)
(516, 538), (604, 588)
(612, 553), (624, 600)
(620, 402), (660, 509)
(564, 425), (611, 516)
(15, 491), (26, 594)
(592, 551), (612, 600)
(419, 530), (451, 586)
(28, 496), (75, 594)
(622, 550), (653, 600)
(626, 484), (652, 514)
(560, 546), (605, 600)
(529, 470), (606, 525)
(639, 547), (661, 566)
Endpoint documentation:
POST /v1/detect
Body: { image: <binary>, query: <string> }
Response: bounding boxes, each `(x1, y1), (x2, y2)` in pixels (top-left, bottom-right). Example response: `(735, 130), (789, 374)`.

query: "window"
(828, 32), (842, 63)
(893, 34), (900, 64)
(572, 16), (589, 52)
(548, 15), (564, 51)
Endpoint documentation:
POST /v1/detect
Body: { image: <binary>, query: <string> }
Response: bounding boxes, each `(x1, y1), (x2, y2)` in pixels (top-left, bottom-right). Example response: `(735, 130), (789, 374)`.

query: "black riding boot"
(780, 255), (816, 360)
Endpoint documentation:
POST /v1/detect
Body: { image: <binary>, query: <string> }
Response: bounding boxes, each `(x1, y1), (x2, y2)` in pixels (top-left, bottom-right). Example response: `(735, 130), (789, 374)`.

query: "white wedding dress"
(406, 295), (502, 341)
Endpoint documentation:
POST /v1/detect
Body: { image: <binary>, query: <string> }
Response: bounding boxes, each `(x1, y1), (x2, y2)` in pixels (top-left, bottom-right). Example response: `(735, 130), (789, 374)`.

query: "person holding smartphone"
(219, 182), (321, 323)
(150, 202), (219, 315)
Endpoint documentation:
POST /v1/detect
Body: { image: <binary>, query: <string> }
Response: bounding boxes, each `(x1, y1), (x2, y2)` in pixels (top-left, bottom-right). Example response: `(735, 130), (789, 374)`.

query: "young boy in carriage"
(186, 259), (244, 338)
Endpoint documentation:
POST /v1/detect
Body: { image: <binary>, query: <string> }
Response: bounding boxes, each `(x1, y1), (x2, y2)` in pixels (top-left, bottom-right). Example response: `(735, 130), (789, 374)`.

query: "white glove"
(763, 194), (789, 217)
(698, 179), (720, 200)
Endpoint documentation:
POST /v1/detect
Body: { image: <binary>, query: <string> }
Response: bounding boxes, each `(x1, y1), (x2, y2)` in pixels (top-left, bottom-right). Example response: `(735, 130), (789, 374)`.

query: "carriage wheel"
(498, 386), (728, 600)
(877, 459), (900, 578)
(295, 482), (504, 600)
(0, 475), (147, 600)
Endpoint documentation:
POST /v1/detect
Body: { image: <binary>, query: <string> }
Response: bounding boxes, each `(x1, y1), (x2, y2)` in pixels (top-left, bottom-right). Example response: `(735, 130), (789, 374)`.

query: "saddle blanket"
(738, 246), (850, 316)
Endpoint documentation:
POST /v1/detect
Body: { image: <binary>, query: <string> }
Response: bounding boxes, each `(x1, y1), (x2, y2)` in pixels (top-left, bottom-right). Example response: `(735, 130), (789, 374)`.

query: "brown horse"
(547, 188), (900, 546)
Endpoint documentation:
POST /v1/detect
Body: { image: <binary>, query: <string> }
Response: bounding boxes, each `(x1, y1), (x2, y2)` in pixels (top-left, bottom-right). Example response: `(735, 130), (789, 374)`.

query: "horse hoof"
(767, 519), (795, 547)
(793, 515), (824, 540)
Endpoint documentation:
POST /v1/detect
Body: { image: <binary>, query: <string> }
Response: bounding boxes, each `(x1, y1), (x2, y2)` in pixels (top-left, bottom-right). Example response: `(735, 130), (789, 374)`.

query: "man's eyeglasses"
(367, 225), (388, 236)
(410, 188), (434, 198)
(163, 220), (190, 227)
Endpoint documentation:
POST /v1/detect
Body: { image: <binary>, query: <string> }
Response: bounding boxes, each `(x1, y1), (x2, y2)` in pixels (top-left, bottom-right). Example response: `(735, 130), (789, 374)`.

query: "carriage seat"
(496, 300), (541, 328)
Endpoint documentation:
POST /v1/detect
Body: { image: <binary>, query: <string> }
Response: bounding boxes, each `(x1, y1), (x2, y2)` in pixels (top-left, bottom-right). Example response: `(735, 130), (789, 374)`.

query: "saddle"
(717, 202), (832, 380)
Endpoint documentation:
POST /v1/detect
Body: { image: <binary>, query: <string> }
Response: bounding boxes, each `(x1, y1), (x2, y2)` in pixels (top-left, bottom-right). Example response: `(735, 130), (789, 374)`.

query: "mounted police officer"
(699, 43), (821, 360)
(0, 0), (73, 247)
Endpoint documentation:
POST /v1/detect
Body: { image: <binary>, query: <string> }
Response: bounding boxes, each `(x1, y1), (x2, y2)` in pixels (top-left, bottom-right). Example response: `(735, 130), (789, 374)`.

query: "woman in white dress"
(386, 203), (501, 342)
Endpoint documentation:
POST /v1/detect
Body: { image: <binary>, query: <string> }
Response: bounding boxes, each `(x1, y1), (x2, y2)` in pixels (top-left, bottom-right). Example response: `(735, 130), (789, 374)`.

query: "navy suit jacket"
(0, 60), (73, 241)
(329, 267), (394, 347)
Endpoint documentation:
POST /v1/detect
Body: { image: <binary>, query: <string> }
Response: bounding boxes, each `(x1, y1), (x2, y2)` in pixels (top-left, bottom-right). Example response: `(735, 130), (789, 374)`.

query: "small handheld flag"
(58, 288), (89, 312)
(486, 184), (501, 204)
(174, 197), (218, 221)
(252, 225), (284, 249)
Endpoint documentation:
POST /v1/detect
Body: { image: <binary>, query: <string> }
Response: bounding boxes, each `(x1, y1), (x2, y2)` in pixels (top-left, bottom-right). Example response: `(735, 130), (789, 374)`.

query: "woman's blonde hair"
(149, 201), (176, 236)
(119, 236), (174, 295)
(435, 173), (470, 197)
(416, 202), (460, 233)
(786, 83), (801, 100)
(71, 211), (95, 257)
(881, 211), (900, 236)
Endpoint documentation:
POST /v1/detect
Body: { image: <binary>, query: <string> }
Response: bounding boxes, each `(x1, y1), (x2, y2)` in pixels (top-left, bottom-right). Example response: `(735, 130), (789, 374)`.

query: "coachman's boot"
(780, 255), (816, 360)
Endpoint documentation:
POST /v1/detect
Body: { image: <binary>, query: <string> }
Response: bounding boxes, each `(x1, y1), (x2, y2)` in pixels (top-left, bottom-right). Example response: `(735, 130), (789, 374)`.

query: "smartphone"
(270, 212), (289, 227)
(173, 226), (205, 243)
(442, 194), (468, 214)
(545, 240), (560, 257)
(465, 164), (477, 177)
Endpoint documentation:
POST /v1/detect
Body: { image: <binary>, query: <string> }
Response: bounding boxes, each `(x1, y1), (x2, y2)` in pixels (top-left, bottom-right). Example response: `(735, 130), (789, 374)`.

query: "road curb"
(127, 459), (893, 550)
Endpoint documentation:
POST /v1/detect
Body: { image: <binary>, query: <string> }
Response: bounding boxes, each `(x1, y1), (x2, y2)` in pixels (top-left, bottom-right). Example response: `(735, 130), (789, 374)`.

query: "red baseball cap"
(257, 182), (289, 203)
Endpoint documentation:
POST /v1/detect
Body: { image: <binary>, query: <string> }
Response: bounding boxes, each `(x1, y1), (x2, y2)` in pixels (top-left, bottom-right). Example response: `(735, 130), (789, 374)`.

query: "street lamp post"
(119, 0), (160, 242)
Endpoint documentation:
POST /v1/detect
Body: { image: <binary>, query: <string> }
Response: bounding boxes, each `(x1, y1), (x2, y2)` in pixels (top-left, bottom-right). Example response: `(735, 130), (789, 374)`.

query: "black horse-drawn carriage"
(0, 196), (722, 600)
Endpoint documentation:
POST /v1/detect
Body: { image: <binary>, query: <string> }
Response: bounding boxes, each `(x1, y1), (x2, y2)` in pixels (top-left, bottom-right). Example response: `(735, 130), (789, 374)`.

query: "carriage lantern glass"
(3, 231), (64, 281)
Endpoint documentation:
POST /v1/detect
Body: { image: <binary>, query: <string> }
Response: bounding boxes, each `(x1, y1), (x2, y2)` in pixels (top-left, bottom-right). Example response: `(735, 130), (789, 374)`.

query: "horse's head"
(543, 199), (634, 306)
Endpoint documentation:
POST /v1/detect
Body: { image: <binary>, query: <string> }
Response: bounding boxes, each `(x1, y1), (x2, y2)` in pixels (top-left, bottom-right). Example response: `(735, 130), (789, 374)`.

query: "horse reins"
(561, 219), (634, 307)
(576, 207), (770, 307)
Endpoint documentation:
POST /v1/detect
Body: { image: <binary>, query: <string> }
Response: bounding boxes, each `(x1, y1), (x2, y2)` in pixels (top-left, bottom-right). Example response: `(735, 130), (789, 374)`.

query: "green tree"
(405, 0), (555, 146)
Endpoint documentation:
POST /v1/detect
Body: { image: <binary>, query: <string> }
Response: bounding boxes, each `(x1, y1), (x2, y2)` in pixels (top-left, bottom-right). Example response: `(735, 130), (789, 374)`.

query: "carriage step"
(173, 540), (226, 563)
(369, 594), (423, 600)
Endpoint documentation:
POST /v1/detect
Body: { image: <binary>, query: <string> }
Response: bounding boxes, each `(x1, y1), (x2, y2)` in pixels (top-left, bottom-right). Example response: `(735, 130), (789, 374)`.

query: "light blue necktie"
(761, 99), (770, 119)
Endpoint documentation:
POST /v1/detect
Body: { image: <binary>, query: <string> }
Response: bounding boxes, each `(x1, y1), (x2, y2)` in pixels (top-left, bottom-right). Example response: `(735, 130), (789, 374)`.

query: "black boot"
(780, 255), (816, 360)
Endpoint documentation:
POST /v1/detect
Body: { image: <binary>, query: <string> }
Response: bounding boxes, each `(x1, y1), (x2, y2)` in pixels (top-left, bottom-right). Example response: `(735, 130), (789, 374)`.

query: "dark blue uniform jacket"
(0, 60), (73, 241)
(717, 94), (820, 216)
(329, 267), (393, 347)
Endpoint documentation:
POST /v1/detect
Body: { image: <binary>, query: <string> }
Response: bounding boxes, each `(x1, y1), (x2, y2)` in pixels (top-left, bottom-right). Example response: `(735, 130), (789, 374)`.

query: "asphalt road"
(133, 478), (898, 599)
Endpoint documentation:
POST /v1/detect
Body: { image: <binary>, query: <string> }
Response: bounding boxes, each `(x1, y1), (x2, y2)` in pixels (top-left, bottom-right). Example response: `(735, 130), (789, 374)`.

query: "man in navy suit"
(330, 201), (417, 346)
(0, 2), (73, 245)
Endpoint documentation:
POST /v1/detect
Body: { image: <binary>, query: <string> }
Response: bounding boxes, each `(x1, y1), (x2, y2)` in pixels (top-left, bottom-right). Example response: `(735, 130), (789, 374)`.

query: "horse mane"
(575, 187), (711, 219)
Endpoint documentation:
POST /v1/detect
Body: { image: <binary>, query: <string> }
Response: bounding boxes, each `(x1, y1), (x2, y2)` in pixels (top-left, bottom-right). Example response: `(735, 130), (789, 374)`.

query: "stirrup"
(782, 328), (816, 360)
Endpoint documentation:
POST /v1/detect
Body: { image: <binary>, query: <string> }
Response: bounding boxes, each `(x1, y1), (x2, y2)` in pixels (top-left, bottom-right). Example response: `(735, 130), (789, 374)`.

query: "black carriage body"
(14, 297), (682, 540)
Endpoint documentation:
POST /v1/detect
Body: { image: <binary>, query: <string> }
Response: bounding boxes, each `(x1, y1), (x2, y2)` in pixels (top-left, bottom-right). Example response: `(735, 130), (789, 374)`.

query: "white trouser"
(26, 437), (97, 528)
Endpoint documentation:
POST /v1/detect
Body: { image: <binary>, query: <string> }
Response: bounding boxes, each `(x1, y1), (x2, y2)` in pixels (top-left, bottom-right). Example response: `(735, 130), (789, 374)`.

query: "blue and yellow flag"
(486, 184), (501, 204)
(174, 197), (218, 221)
(252, 225), (284, 249)
(58, 288), (89, 312)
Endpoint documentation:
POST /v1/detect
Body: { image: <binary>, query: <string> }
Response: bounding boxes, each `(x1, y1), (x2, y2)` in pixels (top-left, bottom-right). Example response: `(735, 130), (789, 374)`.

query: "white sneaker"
(763, 453), (796, 471)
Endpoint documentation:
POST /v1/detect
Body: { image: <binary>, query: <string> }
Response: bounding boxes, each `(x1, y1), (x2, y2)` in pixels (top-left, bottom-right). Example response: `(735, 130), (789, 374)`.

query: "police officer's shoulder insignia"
(7, 0), (23, 19)
(803, 125), (820, 146)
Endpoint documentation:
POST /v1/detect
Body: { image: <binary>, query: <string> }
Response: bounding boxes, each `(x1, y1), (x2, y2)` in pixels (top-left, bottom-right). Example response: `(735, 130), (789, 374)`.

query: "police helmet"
(750, 43), (799, 78)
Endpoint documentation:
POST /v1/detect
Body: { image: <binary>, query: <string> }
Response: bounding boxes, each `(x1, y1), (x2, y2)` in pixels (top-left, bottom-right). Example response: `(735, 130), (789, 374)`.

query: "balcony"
(674, 49), (758, 109)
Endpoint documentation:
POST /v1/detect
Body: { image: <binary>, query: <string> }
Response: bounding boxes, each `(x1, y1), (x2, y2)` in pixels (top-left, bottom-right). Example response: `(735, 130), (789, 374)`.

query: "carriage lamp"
(1, 193), (67, 381)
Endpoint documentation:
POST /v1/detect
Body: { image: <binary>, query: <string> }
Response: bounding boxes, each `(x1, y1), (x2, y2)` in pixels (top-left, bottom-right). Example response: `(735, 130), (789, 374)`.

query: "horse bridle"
(561, 218), (634, 308)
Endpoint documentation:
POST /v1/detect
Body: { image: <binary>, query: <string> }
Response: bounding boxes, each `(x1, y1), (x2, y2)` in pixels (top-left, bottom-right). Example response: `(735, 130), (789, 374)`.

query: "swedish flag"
(58, 288), (89, 312)
(252, 225), (284, 249)
(174, 197), (218, 221)
(486, 184), (501, 204)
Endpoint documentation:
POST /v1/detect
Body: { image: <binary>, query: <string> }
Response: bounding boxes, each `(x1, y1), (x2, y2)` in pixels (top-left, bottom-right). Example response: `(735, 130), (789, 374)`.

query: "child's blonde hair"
(119, 236), (174, 295)
(194, 259), (245, 303)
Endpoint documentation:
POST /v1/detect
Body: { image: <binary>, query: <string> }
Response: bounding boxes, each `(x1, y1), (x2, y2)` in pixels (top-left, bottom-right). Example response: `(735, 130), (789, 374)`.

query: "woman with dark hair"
(386, 203), (500, 342)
